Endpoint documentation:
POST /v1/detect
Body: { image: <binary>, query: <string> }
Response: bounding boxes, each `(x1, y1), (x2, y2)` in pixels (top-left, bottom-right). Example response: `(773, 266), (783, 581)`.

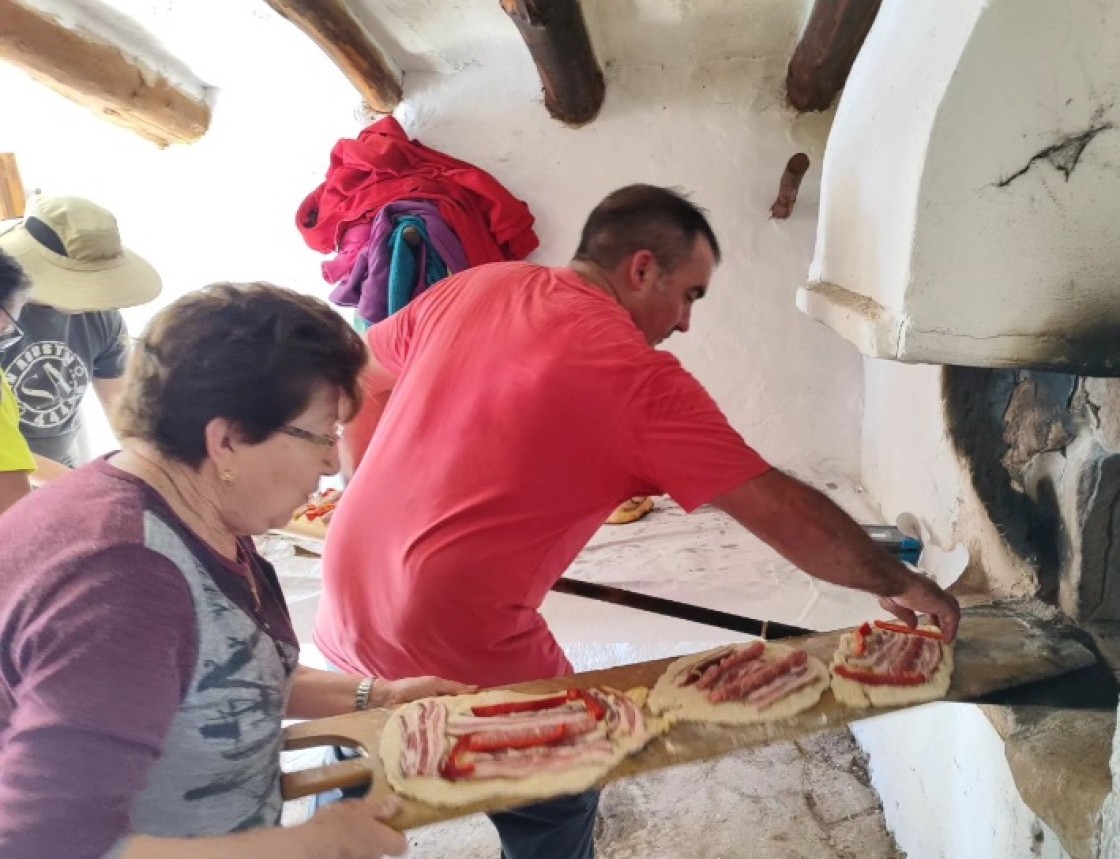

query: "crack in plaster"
(994, 119), (1114, 188)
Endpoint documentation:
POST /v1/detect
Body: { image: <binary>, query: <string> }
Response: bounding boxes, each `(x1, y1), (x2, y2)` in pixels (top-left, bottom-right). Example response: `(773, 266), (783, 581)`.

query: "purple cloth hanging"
(322, 222), (373, 285)
(327, 201), (469, 324)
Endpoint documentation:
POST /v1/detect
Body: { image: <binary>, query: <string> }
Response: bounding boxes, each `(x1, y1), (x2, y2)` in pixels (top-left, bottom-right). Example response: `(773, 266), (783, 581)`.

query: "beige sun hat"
(0, 195), (162, 312)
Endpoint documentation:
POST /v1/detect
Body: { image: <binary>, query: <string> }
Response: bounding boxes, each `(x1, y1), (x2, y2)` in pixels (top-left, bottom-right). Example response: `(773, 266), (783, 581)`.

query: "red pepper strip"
(852, 622), (873, 657)
(834, 664), (929, 686)
(470, 692), (573, 717)
(576, 690), (606, 721)
(873, 620), (943, 641)
(439, 736), (475, 780)
(466, 723), (568, 753)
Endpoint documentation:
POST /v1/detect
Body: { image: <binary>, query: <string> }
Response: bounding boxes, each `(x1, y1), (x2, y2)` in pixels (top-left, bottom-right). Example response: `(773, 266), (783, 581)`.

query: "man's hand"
(714, 470), (962, 643)
(378, 675), (477, 708)
(879, 570), (960, 643)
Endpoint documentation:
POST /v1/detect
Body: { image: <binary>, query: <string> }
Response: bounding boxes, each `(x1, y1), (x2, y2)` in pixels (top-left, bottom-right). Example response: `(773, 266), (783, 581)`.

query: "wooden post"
(786, 0), (882, 112)
(500, 0), (605, 126)
(0, 154), (26, 220)
(770, 153), (811, 219)
(263, 0), (402, 114)
(0, 0), (211, 146)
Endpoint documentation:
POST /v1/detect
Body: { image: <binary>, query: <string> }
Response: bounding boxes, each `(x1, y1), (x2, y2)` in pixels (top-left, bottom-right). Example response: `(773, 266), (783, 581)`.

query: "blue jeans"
(490, 789), (599, 859)
(309, 661), (599, 857)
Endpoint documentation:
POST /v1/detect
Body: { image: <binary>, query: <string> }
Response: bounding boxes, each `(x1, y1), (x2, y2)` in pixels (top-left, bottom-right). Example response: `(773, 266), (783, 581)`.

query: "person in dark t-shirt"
(0, 195), (161, 469)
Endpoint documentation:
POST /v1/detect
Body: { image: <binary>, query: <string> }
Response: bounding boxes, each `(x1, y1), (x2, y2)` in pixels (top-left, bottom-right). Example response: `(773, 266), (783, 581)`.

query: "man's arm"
(92, 374), (127, 420)
(339, 351), (397, 482)
(713, 469), (960, 642)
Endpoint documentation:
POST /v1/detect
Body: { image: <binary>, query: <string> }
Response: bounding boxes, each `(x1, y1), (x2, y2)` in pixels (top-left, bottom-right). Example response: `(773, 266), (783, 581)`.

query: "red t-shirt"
(314, 262), (771, 687)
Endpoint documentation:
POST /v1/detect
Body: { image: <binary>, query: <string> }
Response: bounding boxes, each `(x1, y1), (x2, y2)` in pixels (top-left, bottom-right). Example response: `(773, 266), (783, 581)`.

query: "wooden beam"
(0, 154), (27, 220)
(0, 0), (211, 146)
(263, 0), (402, 114)
(501, 0), (604, 127)
(786, 0), (882, 113)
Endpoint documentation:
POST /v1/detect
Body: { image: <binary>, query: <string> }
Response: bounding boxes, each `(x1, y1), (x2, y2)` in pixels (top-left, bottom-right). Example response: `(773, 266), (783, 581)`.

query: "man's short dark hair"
(0, 249), (30, 309)
(573, 185), (721, 273)
(115, 282), (367, 467)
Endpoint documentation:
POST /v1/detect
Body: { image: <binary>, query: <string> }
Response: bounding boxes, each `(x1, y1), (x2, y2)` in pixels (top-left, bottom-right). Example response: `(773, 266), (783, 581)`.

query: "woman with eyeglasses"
(0, 282), (469, 859)
(0, 249), (34, 515)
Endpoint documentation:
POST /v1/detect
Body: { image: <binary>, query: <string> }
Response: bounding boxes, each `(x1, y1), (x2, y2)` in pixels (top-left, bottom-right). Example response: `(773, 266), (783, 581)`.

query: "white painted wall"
(805, 0), (1120, 369)
(4, 0), (866, 477)
(854, 705), (1072, 859)
(800, 0), (984, 359)
(389, 0), (864, 476)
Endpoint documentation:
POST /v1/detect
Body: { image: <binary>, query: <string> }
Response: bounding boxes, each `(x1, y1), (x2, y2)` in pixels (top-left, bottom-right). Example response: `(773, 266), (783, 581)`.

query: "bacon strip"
(709, 650), (808, 704)
(746, 665), (819, 710)
(429, 688), (646, 784)
(696, 642), (766, 690)
(470, 740), (616, 780)
(601, 689), (645, 739)
(446, 704), (588, 736)
(677, 646), (736, 687)
(840, 626), (943, 686)
(399, 700), (448, 777)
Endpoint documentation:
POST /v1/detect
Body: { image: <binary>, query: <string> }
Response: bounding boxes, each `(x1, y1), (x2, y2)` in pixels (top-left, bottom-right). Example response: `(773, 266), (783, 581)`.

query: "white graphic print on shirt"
(3, 340), (90, 431)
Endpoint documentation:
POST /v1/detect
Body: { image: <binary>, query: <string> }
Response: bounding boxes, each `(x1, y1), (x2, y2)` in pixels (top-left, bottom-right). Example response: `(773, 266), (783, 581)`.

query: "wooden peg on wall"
(0, 154), (27, 220)
(770, 153), (811, 219)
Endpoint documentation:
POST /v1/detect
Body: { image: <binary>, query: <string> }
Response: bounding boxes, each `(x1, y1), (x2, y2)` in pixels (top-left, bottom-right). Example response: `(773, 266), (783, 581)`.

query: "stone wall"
(943, 368), (1120, 621)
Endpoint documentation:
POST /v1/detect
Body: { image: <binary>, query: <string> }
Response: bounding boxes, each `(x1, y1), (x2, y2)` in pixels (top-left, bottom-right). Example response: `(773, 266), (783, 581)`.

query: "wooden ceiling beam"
(0, 0), (211, 147)
(501, 0), (604, 126)
(263, 0), (402, 114)
(786, 0), (882, 113)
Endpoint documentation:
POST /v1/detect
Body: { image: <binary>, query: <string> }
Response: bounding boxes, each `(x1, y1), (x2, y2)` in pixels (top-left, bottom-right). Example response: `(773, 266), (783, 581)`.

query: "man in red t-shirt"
(315, 185), (959, 859)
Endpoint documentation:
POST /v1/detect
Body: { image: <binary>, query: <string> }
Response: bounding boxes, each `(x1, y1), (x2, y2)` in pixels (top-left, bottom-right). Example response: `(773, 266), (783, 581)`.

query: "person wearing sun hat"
(0, 195), (161, 470)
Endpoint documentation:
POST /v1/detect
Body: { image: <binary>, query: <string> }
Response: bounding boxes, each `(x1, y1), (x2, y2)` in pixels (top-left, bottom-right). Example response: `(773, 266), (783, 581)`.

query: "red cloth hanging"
(297, 116), (538, 265)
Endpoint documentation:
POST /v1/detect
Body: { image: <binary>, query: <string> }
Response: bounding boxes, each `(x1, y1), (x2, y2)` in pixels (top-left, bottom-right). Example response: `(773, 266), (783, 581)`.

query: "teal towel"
(387, 217), (450, 316)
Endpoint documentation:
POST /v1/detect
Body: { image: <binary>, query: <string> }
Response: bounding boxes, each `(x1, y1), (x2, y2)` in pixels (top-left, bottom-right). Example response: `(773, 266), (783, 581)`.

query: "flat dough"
(605, 497), (655, 525)
(648, 642), (830, 725)
(380, 687), (662, 807)
(829, 624), (954, 709)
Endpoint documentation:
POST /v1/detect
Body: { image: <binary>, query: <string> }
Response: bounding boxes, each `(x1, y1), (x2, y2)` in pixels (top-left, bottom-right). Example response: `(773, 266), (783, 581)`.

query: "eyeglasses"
(0, 306), (23, 352)
(278, 423), (343, 450)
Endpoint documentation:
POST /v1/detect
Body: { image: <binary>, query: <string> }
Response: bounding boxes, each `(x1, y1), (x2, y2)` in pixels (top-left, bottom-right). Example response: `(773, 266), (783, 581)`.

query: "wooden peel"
(281, 602), (1096, 830)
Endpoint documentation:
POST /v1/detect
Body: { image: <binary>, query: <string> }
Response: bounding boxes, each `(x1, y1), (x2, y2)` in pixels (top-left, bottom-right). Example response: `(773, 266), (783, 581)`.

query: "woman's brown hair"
(115, 282), (366, 467)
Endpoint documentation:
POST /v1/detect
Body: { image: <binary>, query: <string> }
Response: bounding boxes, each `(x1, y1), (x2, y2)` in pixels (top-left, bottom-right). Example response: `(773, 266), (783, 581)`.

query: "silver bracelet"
(355, 676), (375, 711)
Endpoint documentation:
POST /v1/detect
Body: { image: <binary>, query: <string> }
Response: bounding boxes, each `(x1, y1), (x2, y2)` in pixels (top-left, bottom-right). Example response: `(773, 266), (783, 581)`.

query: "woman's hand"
(120, 795), (408, 859)
(377, 675), (476, 708)
(298, 796), (407, 859)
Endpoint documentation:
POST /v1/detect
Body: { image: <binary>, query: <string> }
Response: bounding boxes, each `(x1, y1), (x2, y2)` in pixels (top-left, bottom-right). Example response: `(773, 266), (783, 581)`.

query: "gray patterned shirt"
(0, 459), (299, 858)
